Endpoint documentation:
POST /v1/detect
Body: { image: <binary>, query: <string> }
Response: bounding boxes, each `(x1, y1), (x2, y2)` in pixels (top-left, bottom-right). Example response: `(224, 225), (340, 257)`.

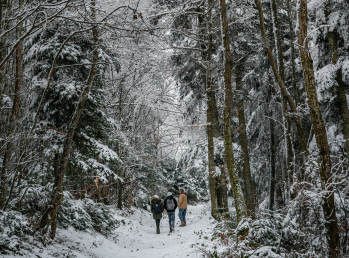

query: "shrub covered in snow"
(58, 192), (119, 236)
(0, 210), (30, 254)
(202, 205), (332, 258)
(81, 198), (119, 236)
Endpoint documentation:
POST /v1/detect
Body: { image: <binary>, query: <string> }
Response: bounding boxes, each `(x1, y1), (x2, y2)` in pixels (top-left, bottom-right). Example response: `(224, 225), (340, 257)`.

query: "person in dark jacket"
(150, 195), (164, 234)
(164, 192), (178, 233)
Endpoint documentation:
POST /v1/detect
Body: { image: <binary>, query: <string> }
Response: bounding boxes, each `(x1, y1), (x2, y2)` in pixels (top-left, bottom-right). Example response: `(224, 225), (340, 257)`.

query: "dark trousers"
(155, 219), (161, 229)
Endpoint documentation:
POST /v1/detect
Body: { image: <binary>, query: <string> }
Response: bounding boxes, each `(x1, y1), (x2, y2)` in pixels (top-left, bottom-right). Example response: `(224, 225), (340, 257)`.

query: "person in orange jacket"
(178, 189), (187, 227)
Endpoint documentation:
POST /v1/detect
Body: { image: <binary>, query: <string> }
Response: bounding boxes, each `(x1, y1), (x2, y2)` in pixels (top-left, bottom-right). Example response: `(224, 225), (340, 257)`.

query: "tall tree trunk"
(270, 1), (292, 202)
(117, 174), (123, 209)
(286, 0), (300, 106)
(0, 0), (7, 208)
(39, 1), (99, 238)
(219, 0), (247, 222)
(269, 105), (276, 211)
(336, 72), (349, 159)
(254, 0), (308, 162)
(325, 2), (349, 162)
(270, 0), (284, 81)
(0, 3), (23, 210)
(297, 0), (340, 256)
(285, 108), (294, 201)
(207, 108), (219, 219)
(94, 155), (103, 204)
(0, 0), (5, 112)
(271, 81), (295, 199)
(216, 167), (229, 215)
(275, 178), (284, 208)
(116, 141), (123, 210)
(94, 177), (103, 203)
(236, 61), (256, 217)
(204, 0), (219, 220)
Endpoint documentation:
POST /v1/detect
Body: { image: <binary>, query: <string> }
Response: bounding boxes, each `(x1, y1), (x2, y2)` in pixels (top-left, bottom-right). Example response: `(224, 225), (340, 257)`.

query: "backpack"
(152, 202), (161, 214)
(166, 198), (175, 210)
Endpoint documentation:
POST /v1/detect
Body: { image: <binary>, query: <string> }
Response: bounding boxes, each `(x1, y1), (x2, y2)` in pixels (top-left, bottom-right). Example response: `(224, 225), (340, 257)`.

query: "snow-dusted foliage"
(1, 0), (349, 257)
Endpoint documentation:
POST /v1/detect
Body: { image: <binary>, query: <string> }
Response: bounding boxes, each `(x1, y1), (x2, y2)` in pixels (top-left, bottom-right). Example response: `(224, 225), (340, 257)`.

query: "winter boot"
(172, 225), (174, 231)
(170, 228), (173, 233)
(157, 228), (160, 234)
(183, 222), (186, 227)
(179, 221), (185, 227)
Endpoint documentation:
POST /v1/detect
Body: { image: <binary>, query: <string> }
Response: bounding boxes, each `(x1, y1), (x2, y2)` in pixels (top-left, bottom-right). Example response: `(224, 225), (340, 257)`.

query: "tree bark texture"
(297, 0), (340, 256)
(117, 176), (123, 209)
(94, 178), (103, 204)
(285, 105), (294, 190)
(336, 70), (349, 160)
(116, 141), (123, 210)
(0, 0), (6, 112)
(204, 0), (219, 220)
(216, 168), (229, 215)
(286, 0), (300, 106)
(207, 111), (219, 219)
(0, 6), (23, 210)
(236, 61), (256, 217)
(254, 0), (308, 161)
(270, 0), (284, 81)
(270, 0), (293, 189)
(219, 0), (247, 222)
(269, 108), (276, 211)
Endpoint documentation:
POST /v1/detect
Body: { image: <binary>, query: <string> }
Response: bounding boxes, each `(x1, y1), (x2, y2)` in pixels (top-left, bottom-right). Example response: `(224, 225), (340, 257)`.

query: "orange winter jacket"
(178, 193), (187, 209)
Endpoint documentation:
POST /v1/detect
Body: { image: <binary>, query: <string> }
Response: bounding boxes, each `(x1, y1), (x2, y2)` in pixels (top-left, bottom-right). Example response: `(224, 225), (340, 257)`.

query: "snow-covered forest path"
(84, 203), (213, 258)
(8, 203), (215, 258)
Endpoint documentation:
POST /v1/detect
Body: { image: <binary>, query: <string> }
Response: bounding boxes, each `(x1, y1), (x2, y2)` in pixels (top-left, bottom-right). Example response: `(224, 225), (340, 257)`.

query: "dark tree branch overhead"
(0, 0), (71, 69)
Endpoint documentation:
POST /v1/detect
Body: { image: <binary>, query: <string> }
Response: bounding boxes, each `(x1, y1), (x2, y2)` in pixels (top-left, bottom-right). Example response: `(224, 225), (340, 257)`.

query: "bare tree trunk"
(207, 104), (219, 219)
(285, 109), (294, 201)
(117, 175), (123, 209)
(216, 167), (229, 216)
(276, 180), (284, 208)
(269, 2), (291, 204)
(254, 0), (308, 161)
(336, 71), (349, 159)
(270, 0), (284, 81)
(80, 182), (86, 199)
(115, 141), (123, 210)
(0, 0), (5, 111)
(203, 0), (219, 220)
(271, 81), (295, 200)
(94, 155), (104, 203)
(297, 0), (340, 256)
(0, 0), (8, 208)
(269, 106), (276, 211)
(219, 0), (247, 222)
(236, 61), (256, 217)
(286, 0), (300, 106)
(39, 1), (100, 238)
(93, 177), (103, 203)
(0, 3), (23, 209)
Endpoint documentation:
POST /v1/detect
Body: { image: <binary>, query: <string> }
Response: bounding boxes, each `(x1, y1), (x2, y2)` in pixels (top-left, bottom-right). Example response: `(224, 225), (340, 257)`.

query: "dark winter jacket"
(164, 196), (178, 212)
(150, 198), (164, 220)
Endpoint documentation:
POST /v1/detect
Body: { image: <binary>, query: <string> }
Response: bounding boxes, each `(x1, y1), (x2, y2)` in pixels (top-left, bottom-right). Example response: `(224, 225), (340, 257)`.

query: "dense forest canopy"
(0, 0), (348, 257)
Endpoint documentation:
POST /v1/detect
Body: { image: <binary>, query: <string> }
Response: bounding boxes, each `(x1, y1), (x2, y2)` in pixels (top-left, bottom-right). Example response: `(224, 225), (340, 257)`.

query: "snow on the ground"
(4, 203), (215, 258)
